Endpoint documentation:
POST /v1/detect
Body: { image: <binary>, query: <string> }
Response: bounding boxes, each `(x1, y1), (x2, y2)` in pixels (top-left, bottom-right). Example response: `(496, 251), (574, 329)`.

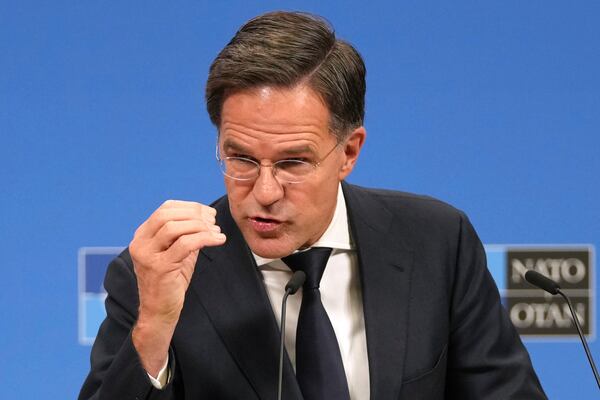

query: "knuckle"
(201, 204), (216, 215)
(203, 210), (217, 223)
(152, 214), (171, 232)
(129, 240), (144, 258)
(179, 234), (195, 250)
(153, 209), (168, 224)
(162, 220), (176, 236)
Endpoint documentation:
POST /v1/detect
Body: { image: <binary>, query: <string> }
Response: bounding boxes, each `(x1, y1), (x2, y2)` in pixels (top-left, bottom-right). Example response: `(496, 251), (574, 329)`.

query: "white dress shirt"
(150, 185), (370, 399)
(254, 185), (370, 399)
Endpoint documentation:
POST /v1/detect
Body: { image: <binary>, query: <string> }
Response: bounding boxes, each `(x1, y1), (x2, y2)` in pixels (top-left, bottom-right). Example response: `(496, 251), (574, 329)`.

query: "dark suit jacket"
(79, 183), (546, 399)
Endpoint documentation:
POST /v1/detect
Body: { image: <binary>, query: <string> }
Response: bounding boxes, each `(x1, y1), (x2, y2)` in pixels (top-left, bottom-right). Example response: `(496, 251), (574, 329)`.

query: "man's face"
(218, 85), (365, 259)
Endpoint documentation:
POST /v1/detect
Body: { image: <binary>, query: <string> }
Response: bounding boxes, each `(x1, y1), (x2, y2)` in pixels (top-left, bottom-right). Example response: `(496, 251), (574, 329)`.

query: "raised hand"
(130, 200), (226, 376)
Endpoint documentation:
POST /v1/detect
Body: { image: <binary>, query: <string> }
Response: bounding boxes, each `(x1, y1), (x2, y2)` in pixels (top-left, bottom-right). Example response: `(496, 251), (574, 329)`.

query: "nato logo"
(485, 245), (595, 340)
(78, 247), (123, 345)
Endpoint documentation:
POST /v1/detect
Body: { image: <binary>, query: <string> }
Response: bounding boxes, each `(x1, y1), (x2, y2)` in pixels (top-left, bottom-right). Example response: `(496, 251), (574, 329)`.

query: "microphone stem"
(278, 290), (291, 400)
(558, 290), (600, 389)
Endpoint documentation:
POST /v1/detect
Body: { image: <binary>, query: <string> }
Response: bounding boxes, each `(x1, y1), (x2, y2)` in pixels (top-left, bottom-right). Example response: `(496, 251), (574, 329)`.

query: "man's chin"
(245, 236), (299, 259)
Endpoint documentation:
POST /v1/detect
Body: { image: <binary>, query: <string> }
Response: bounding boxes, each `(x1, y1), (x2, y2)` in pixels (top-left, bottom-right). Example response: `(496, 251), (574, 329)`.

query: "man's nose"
(252, 164), (284, 206)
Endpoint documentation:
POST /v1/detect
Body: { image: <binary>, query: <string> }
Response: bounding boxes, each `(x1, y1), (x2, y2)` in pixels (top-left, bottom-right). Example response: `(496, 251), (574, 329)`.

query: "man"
(79, 11), (546, 400)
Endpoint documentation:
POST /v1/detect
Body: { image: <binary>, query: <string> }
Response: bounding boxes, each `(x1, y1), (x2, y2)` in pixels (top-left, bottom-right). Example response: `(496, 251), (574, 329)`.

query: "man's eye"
(283, 157), (309, 163)
(277, 159), (311, 172)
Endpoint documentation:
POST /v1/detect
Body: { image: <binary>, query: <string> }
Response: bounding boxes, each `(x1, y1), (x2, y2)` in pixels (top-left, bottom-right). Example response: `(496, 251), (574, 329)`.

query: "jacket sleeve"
(445, 212), (547, 399)
(78, 252), (179, 400)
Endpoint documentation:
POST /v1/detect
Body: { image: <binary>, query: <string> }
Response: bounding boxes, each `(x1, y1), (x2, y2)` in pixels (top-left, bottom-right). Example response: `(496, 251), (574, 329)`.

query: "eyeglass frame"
(215, 139), (341, 184)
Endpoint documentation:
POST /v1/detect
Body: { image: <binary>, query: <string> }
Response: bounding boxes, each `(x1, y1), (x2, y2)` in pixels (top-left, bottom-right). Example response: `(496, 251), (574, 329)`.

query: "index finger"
(136, 201), (217, 239)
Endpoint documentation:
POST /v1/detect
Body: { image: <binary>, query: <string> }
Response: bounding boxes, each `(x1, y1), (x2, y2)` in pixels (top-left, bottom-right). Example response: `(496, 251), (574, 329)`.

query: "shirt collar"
(252, 183), (353, 267)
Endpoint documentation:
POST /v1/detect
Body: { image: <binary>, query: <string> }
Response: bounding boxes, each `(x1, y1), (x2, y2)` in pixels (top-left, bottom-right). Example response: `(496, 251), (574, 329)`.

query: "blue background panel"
(83, 253), (115, 294)
(81, 295), (107, 345)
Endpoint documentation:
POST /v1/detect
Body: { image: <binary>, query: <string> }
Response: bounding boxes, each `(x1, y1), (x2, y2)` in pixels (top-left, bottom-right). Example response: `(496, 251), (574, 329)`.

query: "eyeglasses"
(216, 142), (340, 184)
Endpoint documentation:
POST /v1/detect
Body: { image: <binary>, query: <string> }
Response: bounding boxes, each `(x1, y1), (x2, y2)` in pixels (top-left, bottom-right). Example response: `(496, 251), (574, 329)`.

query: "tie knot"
(282, 247), (332, 289)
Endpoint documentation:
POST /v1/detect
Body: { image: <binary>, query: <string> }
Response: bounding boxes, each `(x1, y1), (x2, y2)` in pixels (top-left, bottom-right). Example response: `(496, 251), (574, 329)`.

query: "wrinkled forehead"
(217, 85), (336, 134)
(216, 85), (338, 147)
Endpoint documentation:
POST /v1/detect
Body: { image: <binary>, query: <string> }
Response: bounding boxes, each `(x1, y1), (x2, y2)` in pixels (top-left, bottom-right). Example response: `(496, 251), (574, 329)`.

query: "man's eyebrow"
(222, 139), (317, 157)
(280, 146), (316, 156)
(222, 139), (250, 154)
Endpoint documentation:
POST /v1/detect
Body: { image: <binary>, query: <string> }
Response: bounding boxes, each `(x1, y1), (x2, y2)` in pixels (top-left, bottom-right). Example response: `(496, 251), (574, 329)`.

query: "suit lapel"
(343, 183), (414, 399)
(189, 196), (302, 400)
(184, 184), (414, 399)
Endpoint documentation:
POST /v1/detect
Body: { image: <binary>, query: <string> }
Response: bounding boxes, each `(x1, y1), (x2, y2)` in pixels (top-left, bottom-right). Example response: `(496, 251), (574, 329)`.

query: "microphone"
(285, 271), (306, 295)
(278, 270), (306, 400)
(524, 269), (560, 294)
(524, 270), (600, 389)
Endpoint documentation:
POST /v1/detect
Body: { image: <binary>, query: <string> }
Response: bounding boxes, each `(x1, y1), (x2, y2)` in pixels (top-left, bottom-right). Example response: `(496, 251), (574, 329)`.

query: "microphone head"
(524, 270), (561, 295)
(285, 271), (306, 295)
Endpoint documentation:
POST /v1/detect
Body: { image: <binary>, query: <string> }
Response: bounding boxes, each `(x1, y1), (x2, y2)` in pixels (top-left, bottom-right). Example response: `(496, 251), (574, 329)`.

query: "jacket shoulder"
(343, 182), (467, 224)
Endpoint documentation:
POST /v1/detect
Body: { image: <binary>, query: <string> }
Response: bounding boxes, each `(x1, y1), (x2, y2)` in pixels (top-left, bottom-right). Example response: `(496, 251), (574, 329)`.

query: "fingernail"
(210, 225), (221, 232)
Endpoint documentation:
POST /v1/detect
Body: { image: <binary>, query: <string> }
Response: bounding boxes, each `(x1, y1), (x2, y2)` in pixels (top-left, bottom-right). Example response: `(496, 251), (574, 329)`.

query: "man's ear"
(338, 126), (366, 180)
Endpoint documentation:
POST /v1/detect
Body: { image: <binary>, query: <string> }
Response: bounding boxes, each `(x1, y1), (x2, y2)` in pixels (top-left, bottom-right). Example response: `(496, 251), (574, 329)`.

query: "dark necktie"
(282, 247), (351, 400)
